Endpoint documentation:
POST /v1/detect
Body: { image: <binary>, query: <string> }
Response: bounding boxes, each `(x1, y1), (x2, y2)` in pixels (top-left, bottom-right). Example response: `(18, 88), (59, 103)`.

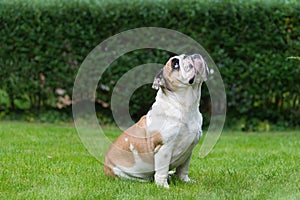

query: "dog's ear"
(152, 69), (165, 90)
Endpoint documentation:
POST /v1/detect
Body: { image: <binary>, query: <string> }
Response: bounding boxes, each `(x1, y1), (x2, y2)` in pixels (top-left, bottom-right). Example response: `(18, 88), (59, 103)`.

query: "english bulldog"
(104, 54), (209, 188)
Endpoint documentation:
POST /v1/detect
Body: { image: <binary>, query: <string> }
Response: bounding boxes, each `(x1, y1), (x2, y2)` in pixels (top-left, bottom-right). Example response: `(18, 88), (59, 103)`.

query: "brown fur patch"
(104, 159), (116, 177)
(164, 59), (180, 90)
(104, 116), (163, 174)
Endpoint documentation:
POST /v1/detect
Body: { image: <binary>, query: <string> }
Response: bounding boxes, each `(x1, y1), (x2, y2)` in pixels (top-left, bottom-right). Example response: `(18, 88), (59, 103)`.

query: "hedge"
(0, 0), (299, 129)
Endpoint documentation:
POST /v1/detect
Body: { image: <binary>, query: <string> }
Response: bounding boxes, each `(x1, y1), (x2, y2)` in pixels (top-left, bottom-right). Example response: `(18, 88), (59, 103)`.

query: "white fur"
(147, 82), (202, 188)
(106, 54), (206, 188)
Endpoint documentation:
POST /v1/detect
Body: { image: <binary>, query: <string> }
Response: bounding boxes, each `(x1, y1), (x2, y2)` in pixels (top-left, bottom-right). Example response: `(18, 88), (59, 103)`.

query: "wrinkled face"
(152, 54), (209, 91)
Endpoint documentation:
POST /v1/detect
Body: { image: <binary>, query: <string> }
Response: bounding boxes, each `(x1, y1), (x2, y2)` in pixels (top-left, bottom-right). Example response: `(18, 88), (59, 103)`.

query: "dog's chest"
(147, 105), (202, 163)
(147, 100), (202, 142)
(169, 112), (201, 160)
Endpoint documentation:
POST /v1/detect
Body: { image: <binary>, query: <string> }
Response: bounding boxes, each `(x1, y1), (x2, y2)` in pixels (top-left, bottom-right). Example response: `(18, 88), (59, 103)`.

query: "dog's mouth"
(188, 76), (195, 85)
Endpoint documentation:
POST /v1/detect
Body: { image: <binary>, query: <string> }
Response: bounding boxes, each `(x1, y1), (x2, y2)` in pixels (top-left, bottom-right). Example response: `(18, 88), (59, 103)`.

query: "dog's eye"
(171, 58), (180, 70)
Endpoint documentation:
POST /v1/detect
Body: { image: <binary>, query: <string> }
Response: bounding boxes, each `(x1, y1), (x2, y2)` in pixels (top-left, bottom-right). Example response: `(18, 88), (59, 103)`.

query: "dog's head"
(152, 54), (209, 91)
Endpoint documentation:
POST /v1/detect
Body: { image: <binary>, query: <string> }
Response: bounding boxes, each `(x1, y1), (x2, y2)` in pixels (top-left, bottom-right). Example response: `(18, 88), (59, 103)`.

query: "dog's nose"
(192, 54), (201, 60)
(191, 54), (203, 72)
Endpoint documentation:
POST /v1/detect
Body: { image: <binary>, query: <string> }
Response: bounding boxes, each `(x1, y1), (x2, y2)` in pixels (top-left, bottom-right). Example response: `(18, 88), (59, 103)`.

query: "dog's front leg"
(175, 153), (192, 182)
(154, 146), (172, 189)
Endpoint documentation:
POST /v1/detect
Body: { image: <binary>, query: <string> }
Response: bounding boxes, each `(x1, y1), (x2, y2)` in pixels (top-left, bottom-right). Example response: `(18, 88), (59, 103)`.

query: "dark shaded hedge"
(0, 0), (299, 128)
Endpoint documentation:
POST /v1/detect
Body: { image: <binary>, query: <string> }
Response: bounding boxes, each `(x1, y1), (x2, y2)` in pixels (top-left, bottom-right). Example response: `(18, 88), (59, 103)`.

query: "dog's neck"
(156, 82), (202, 112)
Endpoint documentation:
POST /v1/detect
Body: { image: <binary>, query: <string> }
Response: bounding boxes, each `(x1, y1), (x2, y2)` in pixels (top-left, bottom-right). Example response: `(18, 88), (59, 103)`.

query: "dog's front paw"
(155, 174), (169, 189)
(155, 180), (169, 189)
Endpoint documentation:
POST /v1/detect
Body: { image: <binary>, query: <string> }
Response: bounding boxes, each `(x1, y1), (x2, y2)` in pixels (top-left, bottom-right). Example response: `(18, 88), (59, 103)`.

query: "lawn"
(0, 122), (299, 200)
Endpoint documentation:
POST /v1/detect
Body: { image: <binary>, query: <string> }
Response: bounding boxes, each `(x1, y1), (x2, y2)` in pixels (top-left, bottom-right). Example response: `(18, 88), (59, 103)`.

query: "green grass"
(0, 122), (299, 200)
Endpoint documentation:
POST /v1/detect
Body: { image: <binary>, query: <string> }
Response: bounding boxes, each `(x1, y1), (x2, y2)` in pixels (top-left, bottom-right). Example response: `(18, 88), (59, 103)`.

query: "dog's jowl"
(104, 54), (209, 188)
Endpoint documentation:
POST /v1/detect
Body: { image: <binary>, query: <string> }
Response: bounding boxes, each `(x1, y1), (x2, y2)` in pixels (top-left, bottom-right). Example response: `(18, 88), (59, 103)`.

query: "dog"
(104, 54), (209, 188)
